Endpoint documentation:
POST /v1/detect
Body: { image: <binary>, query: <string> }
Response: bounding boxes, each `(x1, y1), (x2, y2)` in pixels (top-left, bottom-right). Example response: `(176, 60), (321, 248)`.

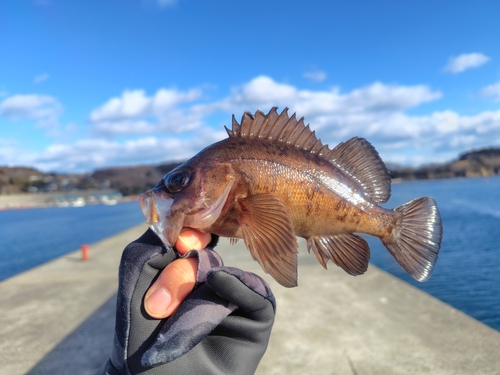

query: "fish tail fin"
(382, 197), (442, 282)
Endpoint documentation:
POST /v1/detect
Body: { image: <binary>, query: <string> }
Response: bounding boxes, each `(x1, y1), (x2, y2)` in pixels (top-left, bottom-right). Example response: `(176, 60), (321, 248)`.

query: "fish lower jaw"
(150, 222), (174, 247)
(139, 189), (179, 246)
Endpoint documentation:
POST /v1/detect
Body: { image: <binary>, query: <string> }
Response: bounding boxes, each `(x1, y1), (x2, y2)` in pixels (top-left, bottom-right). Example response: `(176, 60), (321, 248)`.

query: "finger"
(144, 257), (198, 319)
(144, 228), (212, 319)
(175, 228), (212, 255)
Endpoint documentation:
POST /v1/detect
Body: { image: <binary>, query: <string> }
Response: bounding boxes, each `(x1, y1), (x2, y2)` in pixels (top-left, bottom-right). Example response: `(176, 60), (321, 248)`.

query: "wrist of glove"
(96, 229), (276, 375)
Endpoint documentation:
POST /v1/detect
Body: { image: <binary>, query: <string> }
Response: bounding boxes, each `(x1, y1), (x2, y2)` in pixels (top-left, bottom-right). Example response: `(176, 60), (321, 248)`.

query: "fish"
(139, 107), (443, 287)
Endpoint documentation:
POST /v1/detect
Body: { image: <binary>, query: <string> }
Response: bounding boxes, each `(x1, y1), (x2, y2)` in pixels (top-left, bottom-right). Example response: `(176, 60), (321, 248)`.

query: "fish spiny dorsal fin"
(226, 107), (327, 154)
(327, 137), (392, 203)
(256, 107), (280, 140)
(249, 110), (268, 139)
(224, 114), (241, 137)
(240, 110), (256, 138)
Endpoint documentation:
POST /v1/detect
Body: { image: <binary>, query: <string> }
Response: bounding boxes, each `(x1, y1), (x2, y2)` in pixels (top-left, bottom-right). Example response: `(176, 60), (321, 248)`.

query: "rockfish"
(140, 107), (442, 287)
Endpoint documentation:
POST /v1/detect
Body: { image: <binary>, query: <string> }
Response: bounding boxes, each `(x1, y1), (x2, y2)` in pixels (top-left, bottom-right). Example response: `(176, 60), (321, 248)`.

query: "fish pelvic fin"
(307, 234), (370, 276)
(382, 197), (443, 282)
(328, 137), (392, 203)
(237, 193), (299, 288)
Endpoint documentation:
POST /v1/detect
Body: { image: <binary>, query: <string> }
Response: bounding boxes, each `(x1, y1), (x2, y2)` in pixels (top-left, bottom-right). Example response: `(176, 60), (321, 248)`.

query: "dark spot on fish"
(305, 199), (314, 217)
(241, 171), (251, 182)
(334, 201), (349, 222)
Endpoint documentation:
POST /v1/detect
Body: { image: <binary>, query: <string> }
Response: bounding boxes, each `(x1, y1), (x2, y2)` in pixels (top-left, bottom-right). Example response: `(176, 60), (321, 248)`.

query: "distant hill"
(389, 147), (500, 180)
(1, 147), (499, 197)
(0, 166), (87, 195)
(91, 162), (181, 196)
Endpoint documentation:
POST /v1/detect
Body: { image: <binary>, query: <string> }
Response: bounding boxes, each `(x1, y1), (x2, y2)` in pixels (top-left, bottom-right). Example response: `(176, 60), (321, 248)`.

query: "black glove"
(96, 229), (276, 375)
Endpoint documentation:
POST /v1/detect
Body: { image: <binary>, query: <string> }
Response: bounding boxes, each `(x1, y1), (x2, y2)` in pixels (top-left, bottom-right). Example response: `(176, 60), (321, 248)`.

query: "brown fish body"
(140, 108), (442, 287)
(192, 138), (395, 240)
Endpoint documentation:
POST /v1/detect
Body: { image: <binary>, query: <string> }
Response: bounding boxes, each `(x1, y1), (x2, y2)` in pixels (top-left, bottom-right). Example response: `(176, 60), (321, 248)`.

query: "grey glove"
(96, 229), (276, 375)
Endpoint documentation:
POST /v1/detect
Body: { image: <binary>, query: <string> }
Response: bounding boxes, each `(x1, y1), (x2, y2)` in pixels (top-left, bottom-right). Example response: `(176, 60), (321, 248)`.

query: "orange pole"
(81, 244), (90, 261)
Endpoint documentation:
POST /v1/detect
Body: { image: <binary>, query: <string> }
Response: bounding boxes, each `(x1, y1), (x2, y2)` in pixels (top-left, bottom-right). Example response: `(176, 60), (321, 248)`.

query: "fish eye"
(164, 169), (190, 193)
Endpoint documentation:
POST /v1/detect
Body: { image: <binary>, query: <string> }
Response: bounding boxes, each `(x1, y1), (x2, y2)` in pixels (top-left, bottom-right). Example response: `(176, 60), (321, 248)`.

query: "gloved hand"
(96, 229), (276, 375)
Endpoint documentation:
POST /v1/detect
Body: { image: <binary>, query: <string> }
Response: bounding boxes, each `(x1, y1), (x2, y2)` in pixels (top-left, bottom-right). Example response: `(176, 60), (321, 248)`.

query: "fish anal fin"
(328, 137), (391, 203)
(307, 234), (370, 276)
(237, 193), (299, 287)
(307, 240), (329, 269)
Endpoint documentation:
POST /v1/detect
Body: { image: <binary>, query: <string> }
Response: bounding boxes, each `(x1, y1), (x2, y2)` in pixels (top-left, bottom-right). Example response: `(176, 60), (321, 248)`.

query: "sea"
(0, 176), (499, 331)
(0, 201), (145, 280)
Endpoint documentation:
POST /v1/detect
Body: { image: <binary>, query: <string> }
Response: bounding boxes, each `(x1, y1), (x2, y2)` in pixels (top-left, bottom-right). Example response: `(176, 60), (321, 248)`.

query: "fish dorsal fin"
(225, 107), (326, 154)
(226, 107), (391, 203)
(327, 137), (391, 203)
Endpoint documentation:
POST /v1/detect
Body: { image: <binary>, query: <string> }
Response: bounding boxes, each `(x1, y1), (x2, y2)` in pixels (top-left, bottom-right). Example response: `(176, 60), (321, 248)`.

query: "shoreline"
(2, 174), (499, 211)
(0, 190), (138, 211)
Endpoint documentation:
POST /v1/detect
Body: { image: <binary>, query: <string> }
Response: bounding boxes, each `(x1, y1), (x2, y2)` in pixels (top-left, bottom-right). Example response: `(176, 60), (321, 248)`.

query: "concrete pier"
(1, 224), (499, 375)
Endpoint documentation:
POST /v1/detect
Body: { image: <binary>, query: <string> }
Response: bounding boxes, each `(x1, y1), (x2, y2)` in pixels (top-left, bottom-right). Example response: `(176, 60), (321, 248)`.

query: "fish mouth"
(139, 177), (235, 246)
(139, 189), (180, 246)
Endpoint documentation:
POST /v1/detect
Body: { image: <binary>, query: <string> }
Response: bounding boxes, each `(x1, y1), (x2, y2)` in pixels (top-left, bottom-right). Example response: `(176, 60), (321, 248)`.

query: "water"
(0, 201), (144, 280)
(0, 178), (499, 331)
(368, 176), (500, 331)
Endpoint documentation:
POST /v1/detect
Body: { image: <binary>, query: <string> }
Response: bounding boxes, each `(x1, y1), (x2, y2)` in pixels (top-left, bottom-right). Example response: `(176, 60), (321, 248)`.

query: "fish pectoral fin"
(237, 194), (299, 288)
(307, 234), (370, 276)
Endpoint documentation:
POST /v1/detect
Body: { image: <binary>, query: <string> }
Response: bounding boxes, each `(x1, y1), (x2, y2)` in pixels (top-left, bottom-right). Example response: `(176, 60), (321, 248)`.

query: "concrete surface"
(1, 225), (499, 375)
(0, 224), (147, 375)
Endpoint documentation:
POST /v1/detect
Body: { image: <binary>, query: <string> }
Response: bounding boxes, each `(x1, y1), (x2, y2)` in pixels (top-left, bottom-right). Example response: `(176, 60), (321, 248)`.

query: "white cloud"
(219, 76), (499, 167)
(34, 73), (49, 84)
(89, 88), (204, 136)
(384, 109), (498, 144)
(22, 105), (500, 173)
(6, 75), (500, 172)
(480, 82), (500, 102)
(443, 52), (490, 74)
(303, 70), (327, 82)
(30, 126), (226, 173)
(0, 140), (38, 168)
(35, 138), (187, 172)
(224, 76), (441, 120)
(90, 113), (202, 137)
(90, 88), (201, 122)
(88, 76), (442, 140)
(0, 94), (62, 129)
(340, 82), (441, 112)
(78, 76), (450, 170)
(227, 76), (299, 108)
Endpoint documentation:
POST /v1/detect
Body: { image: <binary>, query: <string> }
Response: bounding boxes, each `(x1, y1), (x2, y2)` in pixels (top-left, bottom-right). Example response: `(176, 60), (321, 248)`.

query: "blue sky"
(1, 0), (499, 172)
